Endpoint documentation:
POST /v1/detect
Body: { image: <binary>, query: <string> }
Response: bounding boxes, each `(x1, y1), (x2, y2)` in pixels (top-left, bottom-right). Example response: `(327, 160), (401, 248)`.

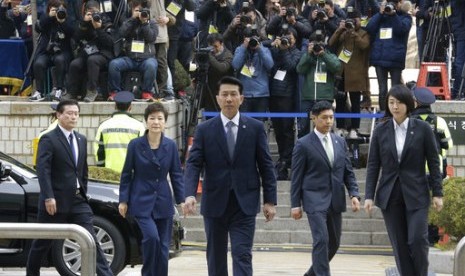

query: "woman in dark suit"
(364, 85), (443, 276)
(118, 103), (184, 276)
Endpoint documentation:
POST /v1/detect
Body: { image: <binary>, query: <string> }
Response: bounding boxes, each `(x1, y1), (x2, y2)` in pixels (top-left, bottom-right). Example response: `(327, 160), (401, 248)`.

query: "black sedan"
(0, 152), (184, 276)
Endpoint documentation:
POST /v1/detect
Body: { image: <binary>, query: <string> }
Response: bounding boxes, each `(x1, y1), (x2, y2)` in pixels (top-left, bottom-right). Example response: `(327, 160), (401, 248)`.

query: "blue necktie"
(226, 121), (235, 159)
(68, 133), (77, 165)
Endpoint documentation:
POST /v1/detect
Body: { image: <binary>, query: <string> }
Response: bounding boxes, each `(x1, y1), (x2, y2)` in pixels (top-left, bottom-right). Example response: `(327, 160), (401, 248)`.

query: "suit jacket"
(365, 118), (443, 211)
(184, 115), (277, 217)
(36, 126), (88, 213)
(119, 134), (185, 218)
(291, 132), (359, 213)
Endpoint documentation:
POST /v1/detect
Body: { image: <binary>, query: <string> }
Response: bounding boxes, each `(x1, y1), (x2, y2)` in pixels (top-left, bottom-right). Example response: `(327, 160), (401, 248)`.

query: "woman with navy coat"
(118, 103), (185, 276)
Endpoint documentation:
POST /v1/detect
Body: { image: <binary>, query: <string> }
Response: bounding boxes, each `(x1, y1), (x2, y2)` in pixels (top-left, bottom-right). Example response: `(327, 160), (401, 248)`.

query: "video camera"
(0, 161), (11, 180)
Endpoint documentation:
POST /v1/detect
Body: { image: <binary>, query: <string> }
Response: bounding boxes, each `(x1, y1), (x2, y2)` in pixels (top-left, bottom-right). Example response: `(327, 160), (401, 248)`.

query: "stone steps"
(181, 168), (391, 247)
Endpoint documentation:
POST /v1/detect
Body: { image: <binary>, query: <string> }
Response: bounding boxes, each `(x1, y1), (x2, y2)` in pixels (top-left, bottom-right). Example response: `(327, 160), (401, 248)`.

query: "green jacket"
(296, 51), (342, 101)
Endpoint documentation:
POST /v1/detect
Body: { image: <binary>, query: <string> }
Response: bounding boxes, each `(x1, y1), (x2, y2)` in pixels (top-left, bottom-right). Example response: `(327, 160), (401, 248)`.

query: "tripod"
(180, 50), (210, 164)
(421, 0), (453, 63)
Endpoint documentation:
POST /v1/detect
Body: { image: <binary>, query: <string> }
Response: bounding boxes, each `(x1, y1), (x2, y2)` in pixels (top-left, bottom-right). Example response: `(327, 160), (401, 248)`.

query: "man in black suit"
(291, 101), (360, 276)
(26, 100), (113, 276)
(183, 76), (277, 276)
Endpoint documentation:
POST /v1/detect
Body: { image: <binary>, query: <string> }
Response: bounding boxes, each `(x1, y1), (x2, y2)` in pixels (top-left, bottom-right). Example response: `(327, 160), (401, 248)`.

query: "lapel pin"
(242, 125), (246, 128)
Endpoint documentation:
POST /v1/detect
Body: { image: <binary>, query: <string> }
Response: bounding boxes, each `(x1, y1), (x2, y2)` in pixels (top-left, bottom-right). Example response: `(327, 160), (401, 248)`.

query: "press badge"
(380, 28), (393, 39)
(185, 11), (195, 22)
(240, 65), (254, 78)
(338, 48), (352, 63)
(101, 0), (112, 12)
(131, 41), (145, 53)
(360, 16), (368, 27)
(274, 70), (286, 81)
(315, 72), (327, 83)
(208, 24), (218, 34)
(166, 2), (181, 16)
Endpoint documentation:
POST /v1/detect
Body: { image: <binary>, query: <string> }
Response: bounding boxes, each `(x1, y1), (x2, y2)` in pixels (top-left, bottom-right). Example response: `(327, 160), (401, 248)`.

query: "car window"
(0, 152), (37, 179)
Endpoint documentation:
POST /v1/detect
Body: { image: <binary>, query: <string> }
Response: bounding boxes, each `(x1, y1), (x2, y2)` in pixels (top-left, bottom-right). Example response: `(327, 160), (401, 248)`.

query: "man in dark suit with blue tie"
(183, 76), (277, 276)
(290, 101), (360, 276)
(26, 100), (113, 276)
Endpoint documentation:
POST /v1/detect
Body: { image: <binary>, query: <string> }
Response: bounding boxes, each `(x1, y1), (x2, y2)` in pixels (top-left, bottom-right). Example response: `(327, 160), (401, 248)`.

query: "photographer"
(29, 0), (74, 102)
(266, 0), (312, 49)
(7, 1), (33, 56)
(344, 0), (380, 23)
(296, 32), (341, 137)
(365, 0), (412, 111)
(0, 0), (15, 39)
(167, 0), (196, 92)
(196, 0), (234, 47)
(302, 0), (347, 24)
(329, 7), (370, 138)
(64, 1), (113, 102)
(309, 0), (342, 49)
(269, 28), (302, 180)
(107, 0), (159, 101)
(223, 2), (267, 51)
(232, 31), (274, 113)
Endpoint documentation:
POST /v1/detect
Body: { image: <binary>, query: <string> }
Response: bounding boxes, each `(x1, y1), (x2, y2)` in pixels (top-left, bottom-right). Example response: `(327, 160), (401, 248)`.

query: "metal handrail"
(454, 236), (465, 276)
(0, 223), (96, 276)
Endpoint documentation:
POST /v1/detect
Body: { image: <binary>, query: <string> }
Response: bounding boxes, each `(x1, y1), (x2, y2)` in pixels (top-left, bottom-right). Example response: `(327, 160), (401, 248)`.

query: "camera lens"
(140, 9), (149, 18)
(345, 19), (354, 29)
(249, 37), (259, 48)
(317, 9), (326, 20)
(281, 36), (289, 46)
(92, 13), (101, 22)
(313, 43), (323, 52)
(57, 7), (67, 20)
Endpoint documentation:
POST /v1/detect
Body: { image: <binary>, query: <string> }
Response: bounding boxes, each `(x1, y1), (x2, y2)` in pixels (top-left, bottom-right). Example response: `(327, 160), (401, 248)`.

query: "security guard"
(411, 87), (453, 177)
(94, 91), (145, 173)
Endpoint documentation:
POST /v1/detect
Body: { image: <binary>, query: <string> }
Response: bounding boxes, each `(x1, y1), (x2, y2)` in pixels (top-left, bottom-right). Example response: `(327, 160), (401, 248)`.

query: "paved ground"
(0, 248), (453, 276)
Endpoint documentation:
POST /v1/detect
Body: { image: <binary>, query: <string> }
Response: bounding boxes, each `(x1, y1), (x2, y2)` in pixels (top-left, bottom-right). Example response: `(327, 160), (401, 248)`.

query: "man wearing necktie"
(27, 100), (114, 276)
(290, 101), (361, 276)
(183, 76), (277, 276)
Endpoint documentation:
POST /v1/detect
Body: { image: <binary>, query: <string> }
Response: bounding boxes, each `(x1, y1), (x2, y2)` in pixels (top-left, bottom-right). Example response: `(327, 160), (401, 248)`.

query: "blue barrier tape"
(203, 111), (385, 119)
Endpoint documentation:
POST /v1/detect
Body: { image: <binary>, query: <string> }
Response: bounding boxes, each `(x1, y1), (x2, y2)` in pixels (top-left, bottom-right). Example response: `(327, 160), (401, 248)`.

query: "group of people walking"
(30, 74), (446, 276)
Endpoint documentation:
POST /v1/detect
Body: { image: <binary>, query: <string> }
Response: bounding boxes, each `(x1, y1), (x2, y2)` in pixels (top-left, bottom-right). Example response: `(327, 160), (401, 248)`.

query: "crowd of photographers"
(0, 0), (464, 179)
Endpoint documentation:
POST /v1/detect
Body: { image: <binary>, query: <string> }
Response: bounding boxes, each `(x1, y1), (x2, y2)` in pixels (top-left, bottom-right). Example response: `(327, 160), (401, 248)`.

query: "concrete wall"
(1, 100), (465, 176)
(0, 101), (184, 167)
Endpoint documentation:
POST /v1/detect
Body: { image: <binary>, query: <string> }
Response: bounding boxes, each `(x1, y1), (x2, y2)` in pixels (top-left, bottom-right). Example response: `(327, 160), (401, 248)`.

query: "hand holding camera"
(285, 7), (297, 24)
(91, 12), (102, 29)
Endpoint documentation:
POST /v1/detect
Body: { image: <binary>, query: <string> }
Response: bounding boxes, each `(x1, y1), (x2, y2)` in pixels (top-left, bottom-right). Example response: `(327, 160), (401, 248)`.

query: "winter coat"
(269, 45), (303, 97)
(329, 26), (370, 92)
(365, 9), (412, 69)
(120, 17), (158, 60)
(296, 50), (341, 101)
(232, 45), (274, 98)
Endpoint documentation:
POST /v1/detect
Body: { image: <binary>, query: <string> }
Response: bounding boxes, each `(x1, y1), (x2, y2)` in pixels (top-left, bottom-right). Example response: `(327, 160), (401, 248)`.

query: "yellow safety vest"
(94, 113), (145, 173)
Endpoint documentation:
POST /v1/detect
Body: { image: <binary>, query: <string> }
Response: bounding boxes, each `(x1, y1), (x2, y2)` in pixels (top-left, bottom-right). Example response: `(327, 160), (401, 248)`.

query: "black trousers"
(269, 96), (295, 166)
(335, 91), (362, 129)
(67, 54), (109, 96)
(26, 193), (114, 276)
(33, 52), (71, 92)
(382, 180), (430, 276)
